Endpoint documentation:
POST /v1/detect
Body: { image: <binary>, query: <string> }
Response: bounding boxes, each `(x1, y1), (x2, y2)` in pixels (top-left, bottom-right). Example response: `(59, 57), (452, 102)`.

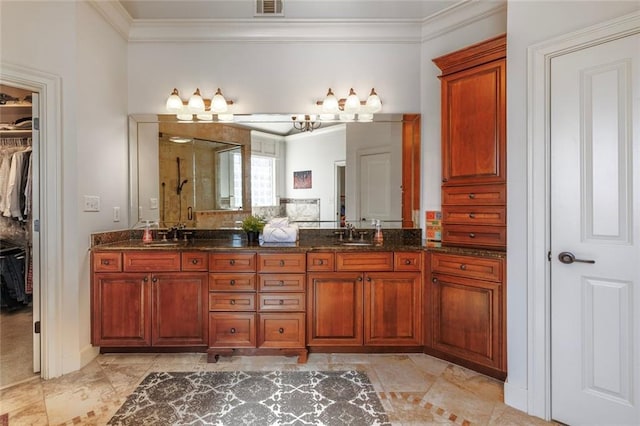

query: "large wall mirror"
(129, 113), (420, 229)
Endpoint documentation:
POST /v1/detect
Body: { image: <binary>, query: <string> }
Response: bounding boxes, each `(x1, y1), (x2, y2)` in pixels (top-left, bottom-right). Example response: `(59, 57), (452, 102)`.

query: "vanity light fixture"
(165, 88), (235, 121)
(291, 114), (321, 132)
(317, 87), (382, 118)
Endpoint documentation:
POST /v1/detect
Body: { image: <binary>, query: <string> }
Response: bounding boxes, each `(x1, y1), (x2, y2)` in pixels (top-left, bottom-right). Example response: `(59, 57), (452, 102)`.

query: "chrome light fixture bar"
(165, 88), (235, 122)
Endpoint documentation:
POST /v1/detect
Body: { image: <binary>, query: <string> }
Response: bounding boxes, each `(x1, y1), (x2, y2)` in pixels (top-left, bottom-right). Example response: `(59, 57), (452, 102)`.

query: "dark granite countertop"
(425, 245), (506, 258)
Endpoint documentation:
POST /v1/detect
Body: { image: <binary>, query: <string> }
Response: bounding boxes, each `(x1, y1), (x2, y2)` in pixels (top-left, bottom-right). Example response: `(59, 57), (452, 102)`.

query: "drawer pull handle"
(230, 280), (235, 286)
(278, 328), (284, 334)
(469, 233), (476, 238)
(469, 213), (476, 219)
(279, 260), (285, 266)
(191, 259), (199, 264)
(230, 328), (236, 334)
(230, 300), (236, 305)
(318, 259), (324, 265)
(279, 299), (284, 305)
(278, 281), (284, 286)
(230, 259), (235, 265)
(101, 259), (110, 265)
(404, 259), (412, 265)
(469, 193), (476, 199)
(460, 264), (467, 270)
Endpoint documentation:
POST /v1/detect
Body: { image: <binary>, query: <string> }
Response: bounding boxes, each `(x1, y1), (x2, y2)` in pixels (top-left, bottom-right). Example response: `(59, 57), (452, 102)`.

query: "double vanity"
(90, 227), (506, 380)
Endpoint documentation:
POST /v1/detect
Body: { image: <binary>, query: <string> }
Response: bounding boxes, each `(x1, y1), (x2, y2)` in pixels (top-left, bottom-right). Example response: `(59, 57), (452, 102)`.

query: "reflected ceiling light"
(166, 88), (235, 121)
(316, 87), (382, 119)
(168, 136), (192, 144)
(291, 114), (321, 132)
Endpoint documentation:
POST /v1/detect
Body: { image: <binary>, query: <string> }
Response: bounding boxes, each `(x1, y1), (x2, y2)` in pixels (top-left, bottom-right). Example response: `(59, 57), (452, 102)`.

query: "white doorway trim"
(527, 11), (640, 420)
(0, 62), (63, 380)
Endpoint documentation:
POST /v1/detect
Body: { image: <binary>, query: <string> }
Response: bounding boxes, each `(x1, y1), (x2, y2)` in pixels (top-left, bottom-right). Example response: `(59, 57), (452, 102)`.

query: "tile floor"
(0, 352), (557, 425)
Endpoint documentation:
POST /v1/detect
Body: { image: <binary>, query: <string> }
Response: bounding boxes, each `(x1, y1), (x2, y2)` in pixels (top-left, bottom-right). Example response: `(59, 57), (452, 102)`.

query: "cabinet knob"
(278, 328), (284, 334)
(432, 277), (437, 283)
(152, 276), (158, 282)
(469, 233), (476, 238)
(404, 259), (412, 265)
(468, 193), (476, 199)
(230, 300), (236, 305)
(101, 259), (110, 265)
(318, 259), (324, 265)
(230, 259), (235, 265)
(460, 264), (467, 270)
(191, 258), (199, 264)
(469, 213), (476, 219)
(230, 280), (235, 286)
(279, 299), (284, 305)
(358, 276), (363, 281)
(143, 276), (149, 282)
(366, 276), (371, 282)
(230, 328), (236, 334)
(278, 281), (284, 286)
(279, 260), (285, 266)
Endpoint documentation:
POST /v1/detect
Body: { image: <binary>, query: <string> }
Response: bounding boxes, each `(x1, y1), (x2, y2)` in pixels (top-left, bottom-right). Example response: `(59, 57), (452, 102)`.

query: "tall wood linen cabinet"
(426, 34), (507, 380)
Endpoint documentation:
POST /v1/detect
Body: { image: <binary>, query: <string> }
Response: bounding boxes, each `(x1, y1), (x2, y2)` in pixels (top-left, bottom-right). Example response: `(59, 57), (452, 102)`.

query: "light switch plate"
(83, 195), (100, 212)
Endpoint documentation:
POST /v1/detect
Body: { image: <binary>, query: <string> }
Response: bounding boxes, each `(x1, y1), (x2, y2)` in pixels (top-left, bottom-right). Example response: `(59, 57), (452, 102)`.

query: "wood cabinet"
(91, 251), (208, 348)
(425, 252), (506, 379)
(207, 251), (307, 362)
(434, 34), (507, 249)
(307, 251), (422, 348)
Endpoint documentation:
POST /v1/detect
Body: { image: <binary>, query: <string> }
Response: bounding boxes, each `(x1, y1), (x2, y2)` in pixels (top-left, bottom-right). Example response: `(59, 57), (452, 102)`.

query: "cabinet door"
(307, 272), (363, 346)
(92, 273), (151, 346)
(430, 272), (504, 370)
(151, 272), (208, 346)
(441, 59), (506, 185)
(364, 272), (422, 346)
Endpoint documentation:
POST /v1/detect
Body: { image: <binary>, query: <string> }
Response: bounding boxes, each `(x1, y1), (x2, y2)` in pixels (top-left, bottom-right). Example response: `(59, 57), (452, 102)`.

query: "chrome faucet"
(345, 223), (356, 241)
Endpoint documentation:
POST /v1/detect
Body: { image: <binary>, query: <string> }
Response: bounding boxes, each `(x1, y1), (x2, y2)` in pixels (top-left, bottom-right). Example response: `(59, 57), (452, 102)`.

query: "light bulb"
(188, 88), (205, 113)
(344, 88), (361, 113)
(165, 88), (183, 113)
(211, 88), (228, 113)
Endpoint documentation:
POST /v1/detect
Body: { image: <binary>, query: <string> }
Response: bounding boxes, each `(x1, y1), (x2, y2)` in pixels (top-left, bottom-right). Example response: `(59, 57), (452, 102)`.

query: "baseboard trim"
(80, 344), (100, 368)
(504, 380), (528, 412)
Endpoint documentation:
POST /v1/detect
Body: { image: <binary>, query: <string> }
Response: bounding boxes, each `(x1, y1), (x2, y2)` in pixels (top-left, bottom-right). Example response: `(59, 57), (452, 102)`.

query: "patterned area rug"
(108, 370), (390, 425)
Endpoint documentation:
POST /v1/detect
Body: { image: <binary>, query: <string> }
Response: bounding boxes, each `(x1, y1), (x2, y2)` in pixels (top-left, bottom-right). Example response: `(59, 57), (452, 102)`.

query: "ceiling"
(118, 0), (461, 21)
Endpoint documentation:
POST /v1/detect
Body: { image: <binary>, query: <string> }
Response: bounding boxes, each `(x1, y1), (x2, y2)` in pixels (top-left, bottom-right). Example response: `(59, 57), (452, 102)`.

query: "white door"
(551, 33), (639, 425)
(359, 150), (392, 223)
(31, 92), (40, 373)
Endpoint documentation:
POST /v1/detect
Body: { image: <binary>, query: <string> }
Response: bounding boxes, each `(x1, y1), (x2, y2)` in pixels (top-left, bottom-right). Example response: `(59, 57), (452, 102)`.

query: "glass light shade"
(165, 88), (184, 113)
(217, 113), (234, 122)
(365, 88), (382, 113)
(177, 113), (193, 121)
(357, 113), (374, 122)
(321, 88), (340, 113)
(339, 113), (356, 122)
(196, 113), (213, 121)
(211, 88), (228, 113)
(188, 88), (205, 113)
(319, 113), (336, 121)
(344, 88), (361, 113)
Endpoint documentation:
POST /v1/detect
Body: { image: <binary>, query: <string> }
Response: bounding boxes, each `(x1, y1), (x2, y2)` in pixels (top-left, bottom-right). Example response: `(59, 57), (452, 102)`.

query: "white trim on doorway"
(526, 11), (640, 420)
(0, 62), (63, 380)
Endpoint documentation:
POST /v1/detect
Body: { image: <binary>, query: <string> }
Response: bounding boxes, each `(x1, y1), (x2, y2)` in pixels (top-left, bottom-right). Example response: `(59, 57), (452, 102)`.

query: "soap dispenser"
(142, 220), (154, 244)
(373, 219), (384, 246)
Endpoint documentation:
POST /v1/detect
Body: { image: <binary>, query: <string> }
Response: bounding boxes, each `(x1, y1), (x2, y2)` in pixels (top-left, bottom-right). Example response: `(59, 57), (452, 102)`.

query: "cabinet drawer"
(209, 253), (256, 272)
(123, 252), (181, 272)
(442, 206), (506, 226)
(431, 253), (503, 282)
(259, 293), (305, 312)
(258, 313), (305, 348)
(336, 252), (393, 271)
(257, 253), (306, 273)
(93, 252), (122, 272)
(209, 293), (256, 311)
(442, 184), (506, 206)
(307, 252), (335, 272)
(181, 252), (208, 271)
(442, 225), (506, 248)
(209, 273), (256, 292)
(394, 252), (422, 271)
(209, 313), (256, 348)
(258, 274), (305, 292)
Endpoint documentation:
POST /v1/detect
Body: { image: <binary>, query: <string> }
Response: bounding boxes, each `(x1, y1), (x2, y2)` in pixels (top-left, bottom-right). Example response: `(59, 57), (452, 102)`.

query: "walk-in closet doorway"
(0, 81), (40, 388)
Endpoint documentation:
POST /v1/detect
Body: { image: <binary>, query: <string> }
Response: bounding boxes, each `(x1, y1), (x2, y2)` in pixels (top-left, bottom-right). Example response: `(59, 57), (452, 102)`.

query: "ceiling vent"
(255, 0), (284, 16)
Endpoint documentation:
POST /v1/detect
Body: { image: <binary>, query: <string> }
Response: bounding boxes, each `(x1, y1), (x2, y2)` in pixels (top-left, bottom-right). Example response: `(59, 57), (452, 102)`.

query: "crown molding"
(88, 0), (133, 41)
(127, 19), (422, 43)
(421, 0), (507, 42)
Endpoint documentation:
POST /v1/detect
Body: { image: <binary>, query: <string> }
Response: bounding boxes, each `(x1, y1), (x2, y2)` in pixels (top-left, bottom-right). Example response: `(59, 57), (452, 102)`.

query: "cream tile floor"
(0, 353), (557, 425)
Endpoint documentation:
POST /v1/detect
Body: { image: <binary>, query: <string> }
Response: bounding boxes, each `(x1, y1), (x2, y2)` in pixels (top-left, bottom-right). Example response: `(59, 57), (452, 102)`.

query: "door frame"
(0, 62), (63, 380)
(526, 11), (640, 420)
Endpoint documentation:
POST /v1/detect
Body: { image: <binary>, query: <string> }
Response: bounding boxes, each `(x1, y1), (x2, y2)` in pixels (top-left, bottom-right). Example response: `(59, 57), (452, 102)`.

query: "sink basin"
(339, 241), (374, 247)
